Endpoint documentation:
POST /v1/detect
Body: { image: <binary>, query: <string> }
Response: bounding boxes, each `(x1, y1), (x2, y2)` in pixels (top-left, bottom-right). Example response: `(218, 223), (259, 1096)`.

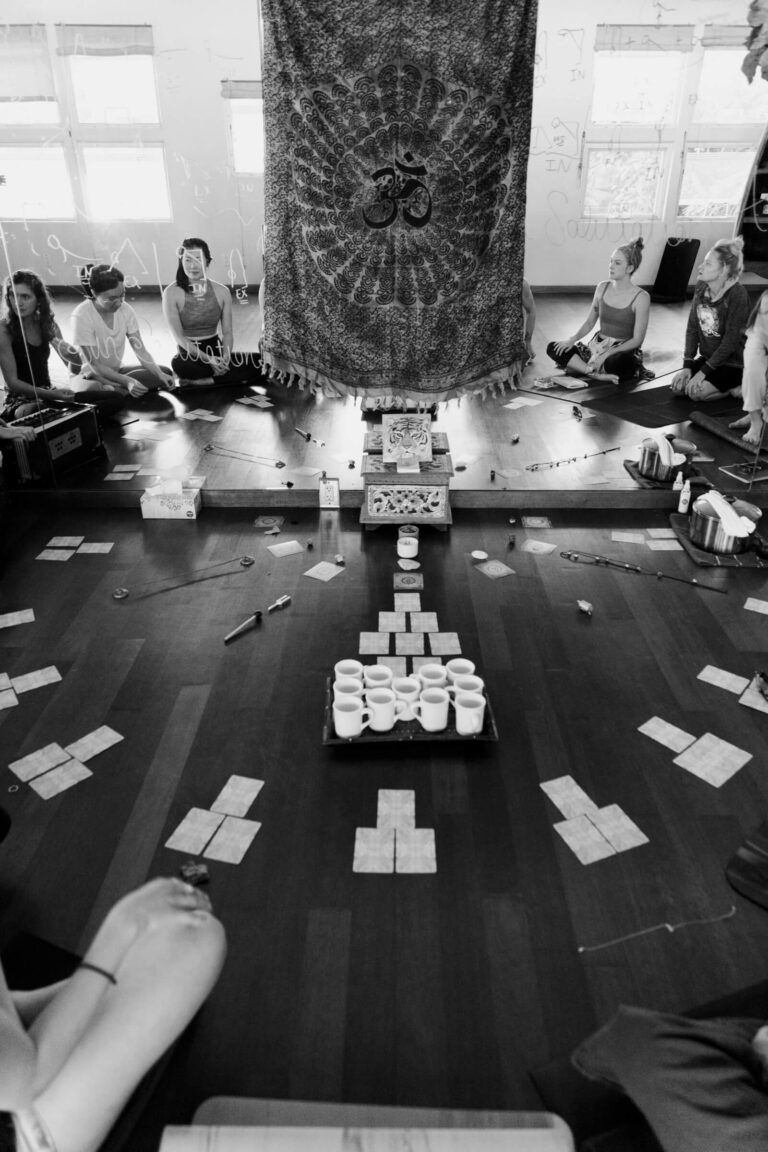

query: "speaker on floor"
(650, 238), (701, 303)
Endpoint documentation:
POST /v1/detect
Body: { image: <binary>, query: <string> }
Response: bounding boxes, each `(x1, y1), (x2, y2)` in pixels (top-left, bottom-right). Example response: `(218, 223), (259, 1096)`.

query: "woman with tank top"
(547, 238), (651, 384)
(162, 239), (234, 386)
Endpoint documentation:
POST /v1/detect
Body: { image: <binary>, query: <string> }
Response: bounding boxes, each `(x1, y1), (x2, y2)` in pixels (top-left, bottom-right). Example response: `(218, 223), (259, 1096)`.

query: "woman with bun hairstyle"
(546, 237), (650, 384)
(670, 238), (750, 402)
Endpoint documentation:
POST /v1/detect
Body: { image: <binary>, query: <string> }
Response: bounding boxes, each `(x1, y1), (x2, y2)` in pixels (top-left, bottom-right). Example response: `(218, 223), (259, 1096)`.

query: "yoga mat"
(584, 384), (740, 430)
(690, 410), (768, 456)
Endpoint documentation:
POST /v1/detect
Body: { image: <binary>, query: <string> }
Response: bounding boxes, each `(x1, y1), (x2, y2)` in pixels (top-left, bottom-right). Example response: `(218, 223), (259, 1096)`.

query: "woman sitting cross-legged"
(546, 237), (650, 384)
(0, 271), (123, 423)
(730, 291), (768, 445)
(0, 877), (225, 1152)
(71, 265), (175, 403)
(670, 238), (751, 403)
(162, 238), (263, 387)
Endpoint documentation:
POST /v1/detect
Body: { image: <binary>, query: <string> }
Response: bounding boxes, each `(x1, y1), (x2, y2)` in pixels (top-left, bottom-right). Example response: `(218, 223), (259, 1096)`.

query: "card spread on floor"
(475, 559), (515, 579)
(47, 536), (85, 548)
(11, 666), (61, 694)
(553, 815), (616, 864)
(203, 815), (261, 864)
(36, 548), (76, 561)
(744, 597), (768, 615)
(253, 516), (285, 529)
(395, 827), (437, 873)
(353, 827), (395, 873)
(0, 674), (10, 692)
(111, 465), (140, 472)
(377, 656), (407, 677)
(429, 632), (461, 656)
(540, 776), (598, 819)
(211, 776), (264, 818)
(393, 572), (424, 590)
(396, 632), (424, 656)
(29, 759), (91, 799)
(267, 540), (304, 558)
(377, 789), (416, 830)
(104, 473), (134, 481)
(397, 559), (421, 571)
(76, 542), (114, 555)
(303, 561), (345, 582)
(522, 516), (552, 529)
(359, 631), (390, 655)
(638, 716), (696, 754)
(646, 528), (677, 539)
(673, 733), (752, 788)
(0, 689), (18, 710)
(165, 809), (225, 855)
(697, 665), (750, 695)
(588, 805), (648, 852)
(647, 540), (683, 551)
(10, 743), (71, 782)
(65, 726), (123, 762)
(611, 531), (645, 544)
(412, 656), (443, 670)
(409, 612), (439, 632)
(394, 593), (421, 612)
(520, 540), (557, 555)
(739, 676), (768, 715)
(379, 612), (406, 632)
(0, 610), (34, 629)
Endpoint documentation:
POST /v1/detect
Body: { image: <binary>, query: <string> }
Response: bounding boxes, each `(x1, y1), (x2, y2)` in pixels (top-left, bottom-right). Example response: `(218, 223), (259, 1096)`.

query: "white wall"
(0, 0), (762, 292)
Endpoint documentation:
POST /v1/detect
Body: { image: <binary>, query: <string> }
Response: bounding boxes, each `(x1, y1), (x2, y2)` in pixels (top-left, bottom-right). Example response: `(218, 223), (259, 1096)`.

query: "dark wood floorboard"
(2, 506), (768, 1147)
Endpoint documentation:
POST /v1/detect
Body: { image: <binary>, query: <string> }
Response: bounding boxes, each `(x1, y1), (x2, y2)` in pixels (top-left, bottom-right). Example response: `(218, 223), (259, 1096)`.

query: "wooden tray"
(322, 679), (499, 745)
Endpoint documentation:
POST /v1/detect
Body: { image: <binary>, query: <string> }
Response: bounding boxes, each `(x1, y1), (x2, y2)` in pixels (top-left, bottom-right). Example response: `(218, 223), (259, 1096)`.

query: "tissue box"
(140, 488), (201, 519)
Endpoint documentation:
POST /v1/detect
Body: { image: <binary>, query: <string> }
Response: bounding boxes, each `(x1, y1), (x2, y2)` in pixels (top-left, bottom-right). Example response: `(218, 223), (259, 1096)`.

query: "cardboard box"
(140, 488), (201, 519)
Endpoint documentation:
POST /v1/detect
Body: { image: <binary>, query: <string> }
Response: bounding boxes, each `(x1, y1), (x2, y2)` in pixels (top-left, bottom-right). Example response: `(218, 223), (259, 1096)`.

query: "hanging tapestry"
(260, 0), (538, 403)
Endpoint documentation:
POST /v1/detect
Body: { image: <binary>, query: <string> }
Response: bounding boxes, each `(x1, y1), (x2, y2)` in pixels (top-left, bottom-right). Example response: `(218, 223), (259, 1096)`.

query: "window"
(591, 52), (682, 124)
(82, 145), (171, 220)
(584, 149), (664, 219)
(0, 25), (59, 125)
(0, 146), (75, 218)
(68, 56), (159, 124)
(678, 146), (756, 218)
(222, 80), (265, 174)
(693, 48), (768, 124)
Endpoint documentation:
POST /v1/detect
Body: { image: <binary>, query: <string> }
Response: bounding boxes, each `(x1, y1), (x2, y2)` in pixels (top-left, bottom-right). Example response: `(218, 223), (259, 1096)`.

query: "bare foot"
(588, 372), (620, 385)
(729, 416), (750, 429)
(743, 419), (764, 446)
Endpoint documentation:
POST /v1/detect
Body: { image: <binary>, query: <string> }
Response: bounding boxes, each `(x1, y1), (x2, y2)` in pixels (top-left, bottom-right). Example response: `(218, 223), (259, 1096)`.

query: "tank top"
(178, 280), (222, 339)
(10, 332), (51, 390)
(598, 287), (642, 341)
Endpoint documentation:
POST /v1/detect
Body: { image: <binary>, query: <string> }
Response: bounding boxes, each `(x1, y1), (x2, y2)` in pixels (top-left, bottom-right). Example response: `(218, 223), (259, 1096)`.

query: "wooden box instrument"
(1, 404), (104, 484)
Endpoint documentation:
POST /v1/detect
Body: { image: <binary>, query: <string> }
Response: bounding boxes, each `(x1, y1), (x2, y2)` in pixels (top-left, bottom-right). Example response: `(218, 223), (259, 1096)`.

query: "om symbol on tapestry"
(362, 153), (432, 231)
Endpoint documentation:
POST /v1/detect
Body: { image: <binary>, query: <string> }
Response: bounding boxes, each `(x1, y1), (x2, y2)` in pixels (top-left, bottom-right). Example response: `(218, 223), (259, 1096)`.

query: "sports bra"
(177, 280), (222, 339)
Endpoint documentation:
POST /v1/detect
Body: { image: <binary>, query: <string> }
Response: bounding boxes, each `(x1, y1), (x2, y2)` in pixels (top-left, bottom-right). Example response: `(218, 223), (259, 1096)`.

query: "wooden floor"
(2, 504), (768, 1148)
(10, 292), (768, 511)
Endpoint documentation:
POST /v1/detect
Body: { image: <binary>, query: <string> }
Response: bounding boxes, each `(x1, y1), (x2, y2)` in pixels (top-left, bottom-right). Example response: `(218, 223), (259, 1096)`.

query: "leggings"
(171, 336), (264, 384)
(687, 356), (742, 395)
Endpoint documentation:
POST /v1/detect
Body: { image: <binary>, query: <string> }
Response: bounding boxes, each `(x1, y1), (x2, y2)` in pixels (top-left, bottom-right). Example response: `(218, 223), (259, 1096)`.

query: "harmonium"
(1, 404), (105, 484)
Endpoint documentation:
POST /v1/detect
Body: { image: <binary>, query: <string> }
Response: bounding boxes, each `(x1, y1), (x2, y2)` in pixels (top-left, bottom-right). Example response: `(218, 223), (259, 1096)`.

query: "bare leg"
(28, 915), (225, 1152)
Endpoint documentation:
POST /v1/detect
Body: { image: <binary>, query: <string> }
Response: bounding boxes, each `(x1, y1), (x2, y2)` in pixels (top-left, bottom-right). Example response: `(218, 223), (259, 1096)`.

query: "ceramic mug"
(414, 663), (447, 689)
(363, 664), (393, 690)
(333, 677), (364, 702)
(451, 691), (486, 735)
(333, 697), (371, 739)
(366, 687), (406, 732)
(445, 658), (476, 682)
(334, 659), (364, 682)
(445, 674), (485, 697)
(392, 675), (422, 721)
(411, 687), (450, 732)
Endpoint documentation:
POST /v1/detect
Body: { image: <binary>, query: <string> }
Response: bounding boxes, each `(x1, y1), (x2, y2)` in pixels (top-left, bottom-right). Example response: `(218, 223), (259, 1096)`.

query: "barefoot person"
(522, 278), (536, 365)
(0, 877), (225, 1152)
(730, 291), (768, 445)
(71, 265), (174, 401)
(546, 238), (650, 384)
(670, 238), (751, 403)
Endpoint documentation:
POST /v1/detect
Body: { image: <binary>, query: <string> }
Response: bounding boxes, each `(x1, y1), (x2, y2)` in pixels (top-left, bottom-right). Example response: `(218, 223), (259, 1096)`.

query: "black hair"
(175, 238), (212, 293)
(89, 264), (124, 296)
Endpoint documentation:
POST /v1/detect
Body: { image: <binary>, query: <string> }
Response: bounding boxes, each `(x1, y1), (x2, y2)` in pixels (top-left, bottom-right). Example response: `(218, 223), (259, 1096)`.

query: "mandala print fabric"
(261, 0), (538, 402)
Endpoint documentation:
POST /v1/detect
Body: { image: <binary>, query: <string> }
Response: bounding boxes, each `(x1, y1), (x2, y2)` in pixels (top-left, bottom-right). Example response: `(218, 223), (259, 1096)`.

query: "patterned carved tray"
(322, 679), (499, 745)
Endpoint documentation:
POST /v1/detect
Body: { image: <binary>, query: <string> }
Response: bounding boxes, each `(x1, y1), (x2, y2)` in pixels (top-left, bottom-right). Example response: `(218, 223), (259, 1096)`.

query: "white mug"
(334, 659), (364, 682)
(333, 677), (364, 702)
(446, 674), (485, 697)
(414, 663), (447, 689)
(366, 687), (406, 732)
(451, 691), (486, 735)
(411, 686), (450, 732)
(363, 664), (393, 689)
(333, 697), (371, 739)
(392, 676), (421, 721)
(397, 535), (419, 559)
(445, 658), (476, 681)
